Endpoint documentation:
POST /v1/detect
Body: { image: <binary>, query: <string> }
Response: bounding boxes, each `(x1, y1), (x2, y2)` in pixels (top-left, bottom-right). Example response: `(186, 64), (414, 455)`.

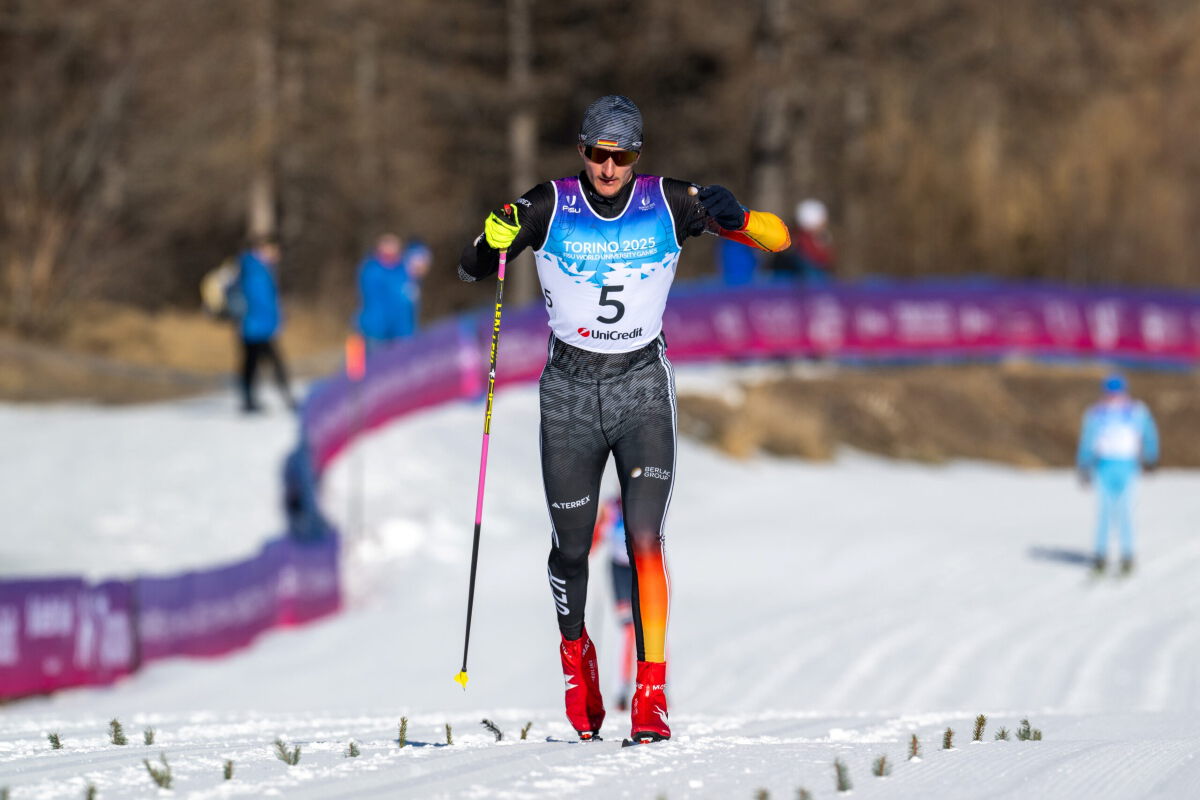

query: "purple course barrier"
(0, 578), (135, 699)
(136, 536), (340, 663)
(305, 316), (482, 473)
(661, 282), (1200, 364)
(0, 536), (339, 701)
(300, 280), (1200, 482)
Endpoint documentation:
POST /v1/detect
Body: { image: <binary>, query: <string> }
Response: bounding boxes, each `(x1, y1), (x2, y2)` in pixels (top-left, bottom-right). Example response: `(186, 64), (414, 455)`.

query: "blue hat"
(1103, 373), (1127, 393)
(404, 240), (431, 259)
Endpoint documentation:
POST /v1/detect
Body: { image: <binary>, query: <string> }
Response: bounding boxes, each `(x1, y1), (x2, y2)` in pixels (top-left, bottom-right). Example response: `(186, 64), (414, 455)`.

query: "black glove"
(698, 185), (746, 231)
(1143, 461), (1159, 474)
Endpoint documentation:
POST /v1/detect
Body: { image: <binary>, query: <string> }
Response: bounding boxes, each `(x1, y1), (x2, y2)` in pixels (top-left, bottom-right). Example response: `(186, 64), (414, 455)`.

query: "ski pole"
(454, 247), (508, 690)
(345, 334), (367, 545)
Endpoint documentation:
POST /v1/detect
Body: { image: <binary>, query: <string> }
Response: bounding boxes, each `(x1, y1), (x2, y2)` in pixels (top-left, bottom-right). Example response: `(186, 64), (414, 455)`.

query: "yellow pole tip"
(453, 671), (469, 690)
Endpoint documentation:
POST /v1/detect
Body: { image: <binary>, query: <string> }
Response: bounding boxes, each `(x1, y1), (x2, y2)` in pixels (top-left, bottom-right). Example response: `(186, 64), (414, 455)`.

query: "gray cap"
(578, 95), (643, 151)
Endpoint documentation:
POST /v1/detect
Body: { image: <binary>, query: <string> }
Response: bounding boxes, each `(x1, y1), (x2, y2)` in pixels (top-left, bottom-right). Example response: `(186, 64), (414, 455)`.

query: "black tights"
(540, 335), (676, 663)
(240, 338), (294, 411)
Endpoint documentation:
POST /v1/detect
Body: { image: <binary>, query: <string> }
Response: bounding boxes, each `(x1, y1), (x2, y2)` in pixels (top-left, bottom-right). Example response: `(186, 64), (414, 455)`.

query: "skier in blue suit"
(1076, 374), (1159, 575)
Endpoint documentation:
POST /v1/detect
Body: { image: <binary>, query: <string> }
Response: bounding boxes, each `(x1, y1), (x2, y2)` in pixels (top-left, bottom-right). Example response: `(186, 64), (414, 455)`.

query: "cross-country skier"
(1076, 373), (1160, 575)
(593, 494), (636, 710)
(458, 95), (790, 743)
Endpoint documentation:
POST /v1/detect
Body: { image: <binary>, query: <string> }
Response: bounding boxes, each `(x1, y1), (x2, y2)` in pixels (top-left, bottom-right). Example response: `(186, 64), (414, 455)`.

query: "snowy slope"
(3, 368), (1200, 798)
(1, 393), (295, 579)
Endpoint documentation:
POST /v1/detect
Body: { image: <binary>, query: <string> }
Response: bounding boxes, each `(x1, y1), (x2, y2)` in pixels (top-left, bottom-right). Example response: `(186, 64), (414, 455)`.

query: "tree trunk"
(355, 16), (382, 248)
(839, 76), (870, 279)
(248, 0), (278, 241)
(507, 0), (537, 305)
(749, 0), (792, 217)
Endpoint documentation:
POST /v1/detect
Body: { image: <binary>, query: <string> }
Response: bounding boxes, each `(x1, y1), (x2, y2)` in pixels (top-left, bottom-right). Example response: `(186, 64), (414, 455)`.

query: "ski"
(621, 734), (669, 748)
(544, 735), (604, 744)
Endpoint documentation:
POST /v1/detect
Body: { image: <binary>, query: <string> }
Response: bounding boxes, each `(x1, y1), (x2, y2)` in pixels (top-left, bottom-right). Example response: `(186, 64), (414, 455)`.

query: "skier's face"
(579, 145), (638, 197)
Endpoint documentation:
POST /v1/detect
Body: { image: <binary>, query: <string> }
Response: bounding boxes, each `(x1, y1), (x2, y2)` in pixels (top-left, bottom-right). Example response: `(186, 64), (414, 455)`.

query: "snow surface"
(4, 366), (1200, 798)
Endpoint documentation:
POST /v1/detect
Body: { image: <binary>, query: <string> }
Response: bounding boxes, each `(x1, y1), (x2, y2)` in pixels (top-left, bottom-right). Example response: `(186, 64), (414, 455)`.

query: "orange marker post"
(345, 334), (367, 381)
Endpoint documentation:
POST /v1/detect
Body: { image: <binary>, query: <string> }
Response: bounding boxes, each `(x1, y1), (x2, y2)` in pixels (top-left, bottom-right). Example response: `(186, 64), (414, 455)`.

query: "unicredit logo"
(578, 327), (643, 341)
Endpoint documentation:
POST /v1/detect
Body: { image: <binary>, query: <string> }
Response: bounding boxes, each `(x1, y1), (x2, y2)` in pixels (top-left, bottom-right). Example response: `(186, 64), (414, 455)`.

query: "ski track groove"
(821, 623), (930, 710)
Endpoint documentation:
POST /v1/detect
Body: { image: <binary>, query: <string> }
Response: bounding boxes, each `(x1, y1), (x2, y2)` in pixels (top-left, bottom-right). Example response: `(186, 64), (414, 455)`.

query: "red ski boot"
(560, 628), (605, 740)
(629, 660), (670, 743)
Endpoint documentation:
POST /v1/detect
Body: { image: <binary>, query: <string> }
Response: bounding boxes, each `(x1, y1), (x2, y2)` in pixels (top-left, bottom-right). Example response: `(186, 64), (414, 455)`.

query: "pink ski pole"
(454, 246), (508, 690)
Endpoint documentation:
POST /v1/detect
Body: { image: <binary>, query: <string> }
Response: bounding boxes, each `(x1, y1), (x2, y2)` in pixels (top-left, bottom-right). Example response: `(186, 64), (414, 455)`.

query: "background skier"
(1076, 373), (1160, 575)
(593, 494), (636, 710)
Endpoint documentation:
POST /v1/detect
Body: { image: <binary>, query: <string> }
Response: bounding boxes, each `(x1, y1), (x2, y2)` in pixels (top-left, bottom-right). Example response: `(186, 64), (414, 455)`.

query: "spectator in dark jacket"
(234, 239), (295, 413)
(771, 198), (835, 284)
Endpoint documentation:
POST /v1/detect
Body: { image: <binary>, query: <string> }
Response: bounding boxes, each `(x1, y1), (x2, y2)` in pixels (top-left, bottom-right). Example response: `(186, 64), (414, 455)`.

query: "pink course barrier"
(0, 537), (339, 702)
(302, 280), (1200, 481)
(656, 282), (1200, 363)
(0, 579), (135, 699)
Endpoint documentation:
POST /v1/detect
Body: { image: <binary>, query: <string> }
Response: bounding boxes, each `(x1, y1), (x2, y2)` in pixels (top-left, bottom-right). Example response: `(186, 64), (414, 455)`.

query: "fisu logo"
(639, 194), (655, 211)
(561, 195), (582, 214)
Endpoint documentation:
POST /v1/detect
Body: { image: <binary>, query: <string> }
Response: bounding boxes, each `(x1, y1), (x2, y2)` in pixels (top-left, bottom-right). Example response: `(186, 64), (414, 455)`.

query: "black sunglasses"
(583, 146), (640, 167)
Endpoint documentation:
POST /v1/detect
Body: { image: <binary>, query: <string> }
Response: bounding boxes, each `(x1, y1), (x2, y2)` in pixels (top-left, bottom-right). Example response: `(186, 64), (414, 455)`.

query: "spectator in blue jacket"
(1076, 373), (1159, 575)
(355, 234), (430, 350)
(234, 239), (295, 413)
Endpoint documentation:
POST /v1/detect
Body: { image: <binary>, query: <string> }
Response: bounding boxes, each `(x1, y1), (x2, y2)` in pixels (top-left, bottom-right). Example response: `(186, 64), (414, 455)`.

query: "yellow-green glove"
(484, 203), (521, 250)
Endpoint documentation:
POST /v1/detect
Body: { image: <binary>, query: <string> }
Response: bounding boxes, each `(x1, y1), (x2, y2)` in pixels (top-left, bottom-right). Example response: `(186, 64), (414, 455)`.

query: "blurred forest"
(4, 0), (1200, 338)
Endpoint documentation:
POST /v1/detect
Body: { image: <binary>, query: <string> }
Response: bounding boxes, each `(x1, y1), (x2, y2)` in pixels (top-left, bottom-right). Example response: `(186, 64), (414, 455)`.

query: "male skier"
(458, 94), (790, 743)
(1076, 373), (1160, 575)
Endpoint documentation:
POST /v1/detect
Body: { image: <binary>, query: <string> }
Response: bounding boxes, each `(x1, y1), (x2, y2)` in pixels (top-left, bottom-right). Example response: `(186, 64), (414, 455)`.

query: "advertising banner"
(0, 579), (135, 700)
(299, 279), (1200, 486)
(136, 536), (340, 663)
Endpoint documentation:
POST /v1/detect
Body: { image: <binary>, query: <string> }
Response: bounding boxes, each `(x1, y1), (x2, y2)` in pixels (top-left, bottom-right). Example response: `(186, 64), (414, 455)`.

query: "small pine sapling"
(224, 759), (234, 780)
(143, 727), (155, 746)
(48, 731), (63, 750)
(754, 790), (770, 800)
(834, 758), (852, 793)
(346, 741), (360, 758)
(1, 787), (8, 800)
(942, 727), (955, 750)
(109, 718), (127, 745)
(143, 753), (172, 789)
(520, 722), (533, 740)
(274, 737), (301, 765)
(995, 727), (1010, 741)
(872, 754), (891, 777)
(973, 714), (987, 742)
(445, 723), (453, 746)
(85, 783), (97, 799)
(796, 790), (813, 800)
(481, 719), (503, 742)
(398, 717), (408, 748)
(1015, 719), (1044, 740)
(908, 733), (921, 760)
